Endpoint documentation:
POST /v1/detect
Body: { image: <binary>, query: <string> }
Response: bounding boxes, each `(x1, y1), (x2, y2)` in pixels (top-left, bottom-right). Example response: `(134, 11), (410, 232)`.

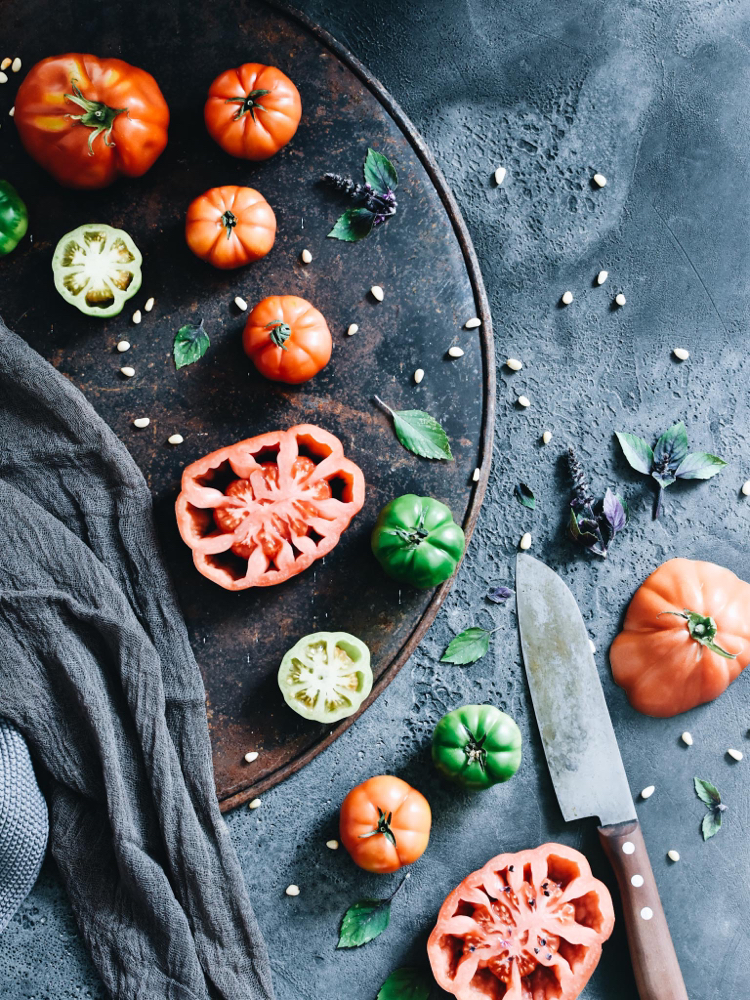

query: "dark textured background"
(2, 1), (749, 998)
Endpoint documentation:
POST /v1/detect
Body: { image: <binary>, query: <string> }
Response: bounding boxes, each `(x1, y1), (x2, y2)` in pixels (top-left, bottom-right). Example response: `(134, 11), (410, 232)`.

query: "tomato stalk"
(661, 610), (738, 659)
(358, 807), (397, 848)
(221, 209), (238, 238)
(224, 88), (271, 122)
(264, 319), (292, 352)
(64, 81), (127, 154)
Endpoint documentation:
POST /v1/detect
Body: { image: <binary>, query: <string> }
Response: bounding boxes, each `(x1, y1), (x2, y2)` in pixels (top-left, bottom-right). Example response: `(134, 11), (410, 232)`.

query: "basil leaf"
(173, 319), (209, 369)
(568, 508), (599, 549)
(328, 207), (376, 242)
(514, 482), (535, 510)
(652, 471), (676, 490)
(487, 585), (513, 604)
(702, 811), (722, 840)
(391, 409), (453, 461)
(615, 432), (654, 474)
(441, 627), (490, 665)
(602, 488), (628, 533)
(337, 898), (391, 949)
(675, 452), (727, 480)
(377, 968), (431, 1000)
(364, 148), (398, 195)
(653, 421), (689, 471)
(694, 777), (721, 806)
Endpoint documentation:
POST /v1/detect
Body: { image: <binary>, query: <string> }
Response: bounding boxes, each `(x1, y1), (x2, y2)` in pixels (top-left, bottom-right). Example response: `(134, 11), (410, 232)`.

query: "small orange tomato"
(185, 186), (276, 270)
(204, 63), (302, 161)
(243, 295), (332, 384)
(339, 775), (431, 874)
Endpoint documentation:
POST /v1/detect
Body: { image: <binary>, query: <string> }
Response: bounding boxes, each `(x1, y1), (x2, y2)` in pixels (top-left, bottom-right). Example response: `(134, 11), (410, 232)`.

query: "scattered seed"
(133, 417), (150, 429)
(742, 480), (750, 497)
(248, 798), (262, 810)
(11, 57), (21, 73)
(667, 850), (680, 863)
(132, 309), (142, 324)
(519, 532), (532, 550)
(517, 395), (531, 408)
(413, 368), (424, 384)
(588, 639), (596, 654)
(641, 785), (655, 800)
(9, 106), (14, 117)
(465, 317), (481, 329)
(144, 296), (155, 312)
(727, 748), (743, 761)
(561, 290), (573, 306)
(448, 346), (465, 358)
(168, 434), (184, 446)
(681, 731), (693, 746)
(0, 72), (7, 85)
(234, 295), (248, 311)
(244, 751), (259, 763)
(301, 248), (312, 264)
(506, 358), (523, 371)
(615, 293), (627, 307)
(346, 323), (358, 336)
(673, 347), (689, 361)
(593, 173), (607, 188)
(494, 165), (507, 186)
(596, 270), (608, 285)
(116, 340), (131, 352)
(542, 430), (552, 445)
(0, 59), (10, 71)
(370, 285), (384, 302)
(472, 467), (480, 482)
(285, 884), (300, 897)
(326, 839), (339, 850)
(120, 366), (135, 378)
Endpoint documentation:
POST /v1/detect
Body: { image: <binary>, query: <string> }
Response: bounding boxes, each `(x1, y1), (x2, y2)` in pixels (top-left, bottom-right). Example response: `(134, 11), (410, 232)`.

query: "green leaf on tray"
(377, 967), (431, 1000)
(337, 898), (391, 949)
(615, 431), (654, 474)
(173, 318), (210, 369)
(694, 777), (721, 806)
(514, 482), (536, 510)
(374, 397), (453, 460)
(328, 207), (376, 242)
(441, 627), (490, 665)
(364, 147), (399, 195)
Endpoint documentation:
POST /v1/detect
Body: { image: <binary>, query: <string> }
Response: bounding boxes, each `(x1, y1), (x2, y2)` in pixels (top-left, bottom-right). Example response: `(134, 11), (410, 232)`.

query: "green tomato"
(52, 223), (142, 317)
(0, 180), (29, 256)
(278, 631), (373, 724)
(432, 704), (522, 790)
(371, 494), (465, 589)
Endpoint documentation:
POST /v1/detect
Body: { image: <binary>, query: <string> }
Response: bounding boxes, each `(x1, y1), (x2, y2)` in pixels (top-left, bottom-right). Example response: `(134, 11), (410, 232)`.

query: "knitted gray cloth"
(0, 322), (275, 1000)
(0, 717), (48, 934)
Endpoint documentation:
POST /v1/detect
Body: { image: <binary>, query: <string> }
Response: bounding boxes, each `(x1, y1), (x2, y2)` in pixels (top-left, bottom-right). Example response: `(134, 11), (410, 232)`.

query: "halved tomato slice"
(278, 631), (372, 723)
(175, 424), (365, 590)
(428, 844), (614, 1000)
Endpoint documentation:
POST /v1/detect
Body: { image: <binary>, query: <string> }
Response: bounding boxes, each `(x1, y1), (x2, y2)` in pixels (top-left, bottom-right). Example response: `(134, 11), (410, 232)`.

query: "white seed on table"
(681, 731), (693, 746)
(593, 172), (607, 188)
(132, 309), (142, 324)
(133, 417), (150, 429)
(542, 430), (552, 445)
(234, 296), (248, 311)
(494, 165), (507, 186)
(300, 248), (312, 264)
(248, 798), (262, 810)
(589, 639), (596, 654)
(168, 434), (184, 446)
(561, 290), (573, 305)
(413, 368), (424, 384)
(742, 480), (750, 497)
(9, 106), (14, 116)
(519, 532), (532, 550)
(144, 296), (155, 312)
(326, 839), (339, 850)
(346, 323), (359, 336)
(0, 72), (7, 85)
(615, 293), (627, 307)
(517, 395), (530, 408)
(244, 751), (259, 763)
(116, 340), (131, 352)
(727, 748), (743, 761)
(640, 785), (655, 800)
(667, 850), (680, 863)
(506, 358), (523, 371)
(0, 59), (10, 71)
(448, 346), (465, 358)
(120, 366), (135, 378)
(596, 270), (608, 285)
(370, 285), (384, 302)
(285, 884), (300, 897)
(472, 467), (480, 482)
(11, 57), (21, 73)
(673, 347), (690, 361)
(465, 316), (481, 329)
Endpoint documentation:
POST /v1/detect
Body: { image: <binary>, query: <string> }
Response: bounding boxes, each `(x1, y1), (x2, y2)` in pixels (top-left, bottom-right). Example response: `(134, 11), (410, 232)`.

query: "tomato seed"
(615, 293), (626, 307)
(370, 285), (384, 302)
(168, 434), (184, 446)
(596, 270), (608, 285)
(673, 347), (690, 361)
(144, 297), (155, 312)
(506, 358), (523, 371)
(244, 751), (259, 763)
(285, 884), (300, 896)
(116, 340), (130, 352)
(593, 173), (607, 187)
(11, 58), (21, 73)
(561, 290), (573, 305)
(494, 166), (507, 186)
(517, 395), (531, 408)
(0, 59), (10, 71)
(448, 346), (465, 358)
(465, 317), (482, 329)
(542, 430), (552, 445)
(120, 367), (135, 378)
(301, 249), (312, 264)
(346, 323), (359, 336)
(641, 785), (655, 799)
(326, 839), (339, 850)
(248, 798), (261, 810)
(133, 417), (150, 429)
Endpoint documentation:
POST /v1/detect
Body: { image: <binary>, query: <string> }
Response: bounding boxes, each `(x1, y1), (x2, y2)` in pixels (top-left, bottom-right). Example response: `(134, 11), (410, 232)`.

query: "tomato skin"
(340, 775), (431, 874)
(371, 495), (465, 588)
(14, 54), (169, 189)
(185, 186), (276, 269)
(432, 704), (522, 791)
(610, 558), (750, 717)
(243, 296), (332, 384)
(205, 63), (301, 160)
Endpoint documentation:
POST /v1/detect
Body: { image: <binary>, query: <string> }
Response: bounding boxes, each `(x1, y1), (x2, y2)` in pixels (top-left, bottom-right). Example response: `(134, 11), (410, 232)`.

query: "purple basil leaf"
(487, 586), (513, 604)
(603, 488), (628, 533)
(653, 421), (689, 470)
(675, 452), (727, 480)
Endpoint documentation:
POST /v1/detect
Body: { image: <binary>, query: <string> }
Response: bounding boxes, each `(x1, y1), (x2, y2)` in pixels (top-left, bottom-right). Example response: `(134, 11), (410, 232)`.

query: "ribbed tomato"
(610, 558), (750, 717)
(339, 776), (431, 873)
(185, 186), (276, 269)
(428, 844), (614, 1000)
(204, 63), (301, 160)
(14, 54), (169, 189)
(175, 424), (365, 590)
(243, 295), (332, 384)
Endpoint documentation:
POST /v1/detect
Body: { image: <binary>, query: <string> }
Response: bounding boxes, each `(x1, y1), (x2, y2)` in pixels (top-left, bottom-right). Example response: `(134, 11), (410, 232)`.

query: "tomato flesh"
(278, 631), (372, 723)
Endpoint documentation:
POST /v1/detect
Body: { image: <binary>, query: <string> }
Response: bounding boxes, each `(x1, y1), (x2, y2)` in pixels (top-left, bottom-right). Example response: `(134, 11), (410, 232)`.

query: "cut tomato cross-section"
(175, 424), (366, 590)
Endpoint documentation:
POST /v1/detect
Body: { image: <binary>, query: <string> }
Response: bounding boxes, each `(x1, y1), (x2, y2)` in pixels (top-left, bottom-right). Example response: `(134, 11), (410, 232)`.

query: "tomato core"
(224, 88), (271, 121)
(64, 80), (127, 154)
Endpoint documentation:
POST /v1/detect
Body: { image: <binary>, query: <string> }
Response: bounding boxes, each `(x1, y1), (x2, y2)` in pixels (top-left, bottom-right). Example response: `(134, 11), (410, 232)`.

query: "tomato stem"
(265, 319), (292, 352)
(221, 210), (238, 239)
(660, 609), (738, 659)
(64, 80), (127, 155)
(224, 88), (271, 122)
(358, 807), (397, 848)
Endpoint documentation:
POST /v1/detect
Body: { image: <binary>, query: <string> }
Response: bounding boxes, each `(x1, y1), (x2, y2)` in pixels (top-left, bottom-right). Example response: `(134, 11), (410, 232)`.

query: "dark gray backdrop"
(2, 2), (749, 998)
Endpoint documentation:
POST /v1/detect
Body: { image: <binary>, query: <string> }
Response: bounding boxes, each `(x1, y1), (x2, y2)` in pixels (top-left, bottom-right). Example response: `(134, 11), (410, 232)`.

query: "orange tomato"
(185, 186), (276, 270)
(610, 558), (750, 717)
(14, 54), (169, 189)
(339, 776), (431, 873)
(243, 295), (332, 384)
(204, 63), (301, 160)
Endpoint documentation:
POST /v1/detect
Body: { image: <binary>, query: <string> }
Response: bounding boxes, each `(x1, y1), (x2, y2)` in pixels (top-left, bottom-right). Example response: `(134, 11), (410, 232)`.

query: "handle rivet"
(622, 841), (635, 855)
(631, 874), (644, 887)
(640, 906), (654, 920)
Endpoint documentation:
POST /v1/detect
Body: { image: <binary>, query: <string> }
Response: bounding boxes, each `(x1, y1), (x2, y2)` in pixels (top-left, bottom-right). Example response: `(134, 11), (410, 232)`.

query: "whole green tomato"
(0, 180), (28, 256)
(432, 704), (522, 790)
(371, 494), (465, 589)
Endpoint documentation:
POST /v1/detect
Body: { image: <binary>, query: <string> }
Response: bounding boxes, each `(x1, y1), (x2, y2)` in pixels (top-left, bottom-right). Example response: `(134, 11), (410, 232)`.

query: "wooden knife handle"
(599, 820), (688, 1000)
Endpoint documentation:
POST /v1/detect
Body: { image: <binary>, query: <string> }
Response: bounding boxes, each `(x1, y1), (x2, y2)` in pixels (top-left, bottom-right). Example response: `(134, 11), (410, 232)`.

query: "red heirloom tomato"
(428, 844), (615, 1000)
(339, 775), (431, 874)
(175, 424), (365, 590)
(204, 63), (302, 160)
(14, 54), (169, 189)
(185, 186), (276, 270)
(610, 558), (750, 717)
(243, 295), (332, 384)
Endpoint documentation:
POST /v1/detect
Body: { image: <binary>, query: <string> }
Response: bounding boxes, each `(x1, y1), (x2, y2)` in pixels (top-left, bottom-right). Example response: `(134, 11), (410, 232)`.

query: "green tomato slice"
(52, 223), (142, 317)
(278, 631), (373, 724)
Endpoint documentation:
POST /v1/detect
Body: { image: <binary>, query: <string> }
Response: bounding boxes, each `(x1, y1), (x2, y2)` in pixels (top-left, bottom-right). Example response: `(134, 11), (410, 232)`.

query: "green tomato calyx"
(221, 210), (238, 238)
(462, 728), (488, 770)
(225, 88), (271, 122)
(65, 80), (127, 155)
(358, 807), (397, 848)
(662, 610), (737, 659)
(265, 319), (292, 351)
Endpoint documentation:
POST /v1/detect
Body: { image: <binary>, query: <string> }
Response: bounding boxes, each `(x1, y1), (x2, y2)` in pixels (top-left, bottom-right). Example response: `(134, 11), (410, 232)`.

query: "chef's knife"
(516, 553), (688, 1000)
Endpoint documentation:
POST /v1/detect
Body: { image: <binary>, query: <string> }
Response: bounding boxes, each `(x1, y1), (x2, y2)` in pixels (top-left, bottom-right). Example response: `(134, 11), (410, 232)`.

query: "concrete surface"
(2, 1), (749, 998)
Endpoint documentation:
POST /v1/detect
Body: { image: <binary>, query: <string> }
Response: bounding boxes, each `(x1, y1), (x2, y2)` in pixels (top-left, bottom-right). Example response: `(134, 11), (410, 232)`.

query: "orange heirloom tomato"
(14, 54), (169, 189)
(204, 63), (302, 160)
(610, 558), (750, 717)
(243, 295), (332, 384)
(339, 775), (431, 874)
(428, 844), (614, 1000)
(175, 424), (365, 591)
(185, 186), (276, 270)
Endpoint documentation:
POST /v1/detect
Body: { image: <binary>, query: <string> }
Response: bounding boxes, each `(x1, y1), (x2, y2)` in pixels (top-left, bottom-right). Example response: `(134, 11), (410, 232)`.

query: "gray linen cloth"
(0, 322), (275, 1000)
